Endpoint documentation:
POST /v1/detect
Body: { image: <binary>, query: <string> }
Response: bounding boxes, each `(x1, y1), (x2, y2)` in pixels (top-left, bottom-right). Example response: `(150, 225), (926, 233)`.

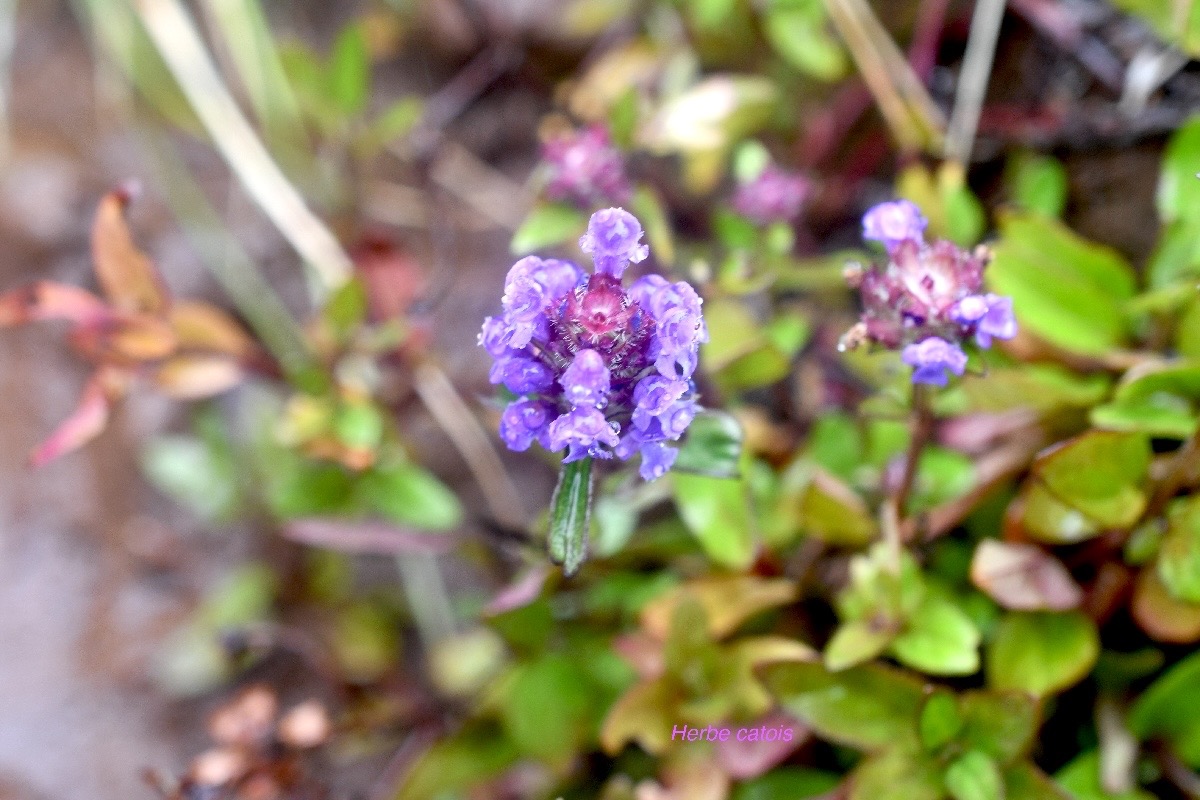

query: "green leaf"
(891, 595), (981, 676)
(395, 727), (520, 800)
(763, 4), (847, 81)
(918, 690), (963, 751)
(957, 691), (1039, 764)
(323, 277), (368, 335)
(945, 750), (1004, 800)
(986, 611), (1100, 697)
(1091, 361), (1200, 439)
(359, 462), (463, 530)
(500, 653), (594, 763)
(548, 457), (594, 576)
(764, 661), (923, 751)
(673, 473), (756, 568)
(1055, 750), (1157, 800)
(1128, 649), (1200, 766)
(1109, 1), (1200, 57)
(824, 620), (893, 671)
(732, 767), (841, 800)
(733, 140), (771, 183)
(1160, 115), (1200, 219)
(1019, 483), (1101, 545)
(1004, 763), (1073, 800)
(987, 212), (1136, 355)
(369, 96), (424, 146)
(673, 410), (744, 478)
(850, 746), (945, 800)
(510, 202), (586, 255)
(1159, 496), (1200, 603)
(1007, 151), (1068, 218)
(328, 22), (370, 115)
(1032, 431), (1150, 528)
(142, 434), (238, 520)
(798, 469), (877, 546)
(332, 601), (399, 682)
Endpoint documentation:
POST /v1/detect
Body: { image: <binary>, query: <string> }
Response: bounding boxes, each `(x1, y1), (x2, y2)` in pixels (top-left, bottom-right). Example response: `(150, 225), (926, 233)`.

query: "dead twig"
(945, 0), (1008, 165)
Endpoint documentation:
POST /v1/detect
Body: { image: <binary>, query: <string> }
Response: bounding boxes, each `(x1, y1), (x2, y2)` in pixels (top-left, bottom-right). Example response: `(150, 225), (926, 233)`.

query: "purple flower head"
(579, 208), (649, 279)
(732, 165), (810, 226)
(481, 208), (705, 480)
(902, 337), (968, 386)
(541, 126), (632, 209)
(842, 200), (1017, 386)
(862, 200), (927, 253)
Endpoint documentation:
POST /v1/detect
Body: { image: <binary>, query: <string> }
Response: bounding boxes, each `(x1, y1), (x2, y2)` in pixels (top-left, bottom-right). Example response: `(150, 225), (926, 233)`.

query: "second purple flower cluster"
(841, 200), (1017, 386)
(480, 208), (707, 481)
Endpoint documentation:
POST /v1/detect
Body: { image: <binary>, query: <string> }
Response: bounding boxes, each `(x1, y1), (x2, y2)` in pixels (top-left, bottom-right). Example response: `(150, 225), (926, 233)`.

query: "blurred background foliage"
(6, 0), (1200, 799)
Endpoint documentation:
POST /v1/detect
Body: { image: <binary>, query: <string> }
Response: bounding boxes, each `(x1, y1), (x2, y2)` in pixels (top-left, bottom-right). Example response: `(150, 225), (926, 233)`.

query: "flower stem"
(881, 383), (934, 572)
(548, 457), (594, 577)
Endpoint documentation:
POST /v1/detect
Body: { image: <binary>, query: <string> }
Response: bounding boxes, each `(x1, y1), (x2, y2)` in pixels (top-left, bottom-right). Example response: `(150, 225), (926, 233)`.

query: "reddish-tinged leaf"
(30, 368), (126, 466)
(483, 565), (551, 616)
(352, 235), (425, 321)
(641, 576), (796, 641)
(282, 518), (458, 555)
(0, 281), (110, 327)
(613, 631), (666, 679)
(154, 355), (243, 399)
(715, 710), (808, 779)
(970, 540), (1083, 611)
(1132, 566), (1200, 643)
(168, 301), (257, 358)
(91, 188), (168, 314)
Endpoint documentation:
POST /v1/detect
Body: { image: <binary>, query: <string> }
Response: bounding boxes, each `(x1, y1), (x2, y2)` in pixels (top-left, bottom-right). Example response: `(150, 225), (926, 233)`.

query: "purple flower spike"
(862, 200), (927, 252)
(974, 294), (1017, 348)
(482, 207), (704, 481)
(842, 198), (1017, 386)
(561, 349), (611, 409)
(732, 165), (810, 226)
(579, 208), (649, 278)
(541, 126), (632, 209)
(902, 338), (968, 386)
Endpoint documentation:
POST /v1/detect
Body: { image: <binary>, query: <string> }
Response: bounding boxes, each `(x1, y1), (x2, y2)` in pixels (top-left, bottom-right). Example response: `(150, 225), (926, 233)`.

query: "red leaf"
(970, 539), (1083, 611)
(281, 518), (458, 555)
(0, 281), (110, 327)
(715, 710), (809, 780)
(483, 565), (551, 616)
(30, 368), (126, 467)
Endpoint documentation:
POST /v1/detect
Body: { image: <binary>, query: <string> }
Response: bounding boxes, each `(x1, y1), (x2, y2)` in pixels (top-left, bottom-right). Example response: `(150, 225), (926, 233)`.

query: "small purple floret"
(482, 208), (705, 481)
(862, 200), (927, 252)
(579, 207), (649, 279)
(541, 126), (631, 209)
(561, 349), (611, 409)
(974, 294), (1017, 348)
(732, 165), (810, 226)
(902, 338), (968, 386)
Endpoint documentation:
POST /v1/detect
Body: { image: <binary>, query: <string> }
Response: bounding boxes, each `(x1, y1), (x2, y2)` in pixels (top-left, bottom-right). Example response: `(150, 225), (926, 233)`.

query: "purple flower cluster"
(841, 200), (1017, 386)
(732, 164), (810, 226)
(540, 126), (632, 209)
(481, 208), (707, 480)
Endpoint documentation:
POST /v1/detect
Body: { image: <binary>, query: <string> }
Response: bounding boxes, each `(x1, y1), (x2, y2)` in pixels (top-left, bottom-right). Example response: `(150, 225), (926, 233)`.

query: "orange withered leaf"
(91, 186), (169, 315)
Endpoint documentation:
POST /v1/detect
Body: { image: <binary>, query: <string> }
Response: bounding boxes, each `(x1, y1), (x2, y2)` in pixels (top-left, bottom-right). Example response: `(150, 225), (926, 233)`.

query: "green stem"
(548, 457), (595, 577)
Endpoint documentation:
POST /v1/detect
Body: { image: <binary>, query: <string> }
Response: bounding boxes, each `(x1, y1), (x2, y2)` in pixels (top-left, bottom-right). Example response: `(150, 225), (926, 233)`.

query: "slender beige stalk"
(411, 359), (527, 530)
(826, 0), (945, 152)
(944, 0), (1008, 165)
(133, 0), (352, 298)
